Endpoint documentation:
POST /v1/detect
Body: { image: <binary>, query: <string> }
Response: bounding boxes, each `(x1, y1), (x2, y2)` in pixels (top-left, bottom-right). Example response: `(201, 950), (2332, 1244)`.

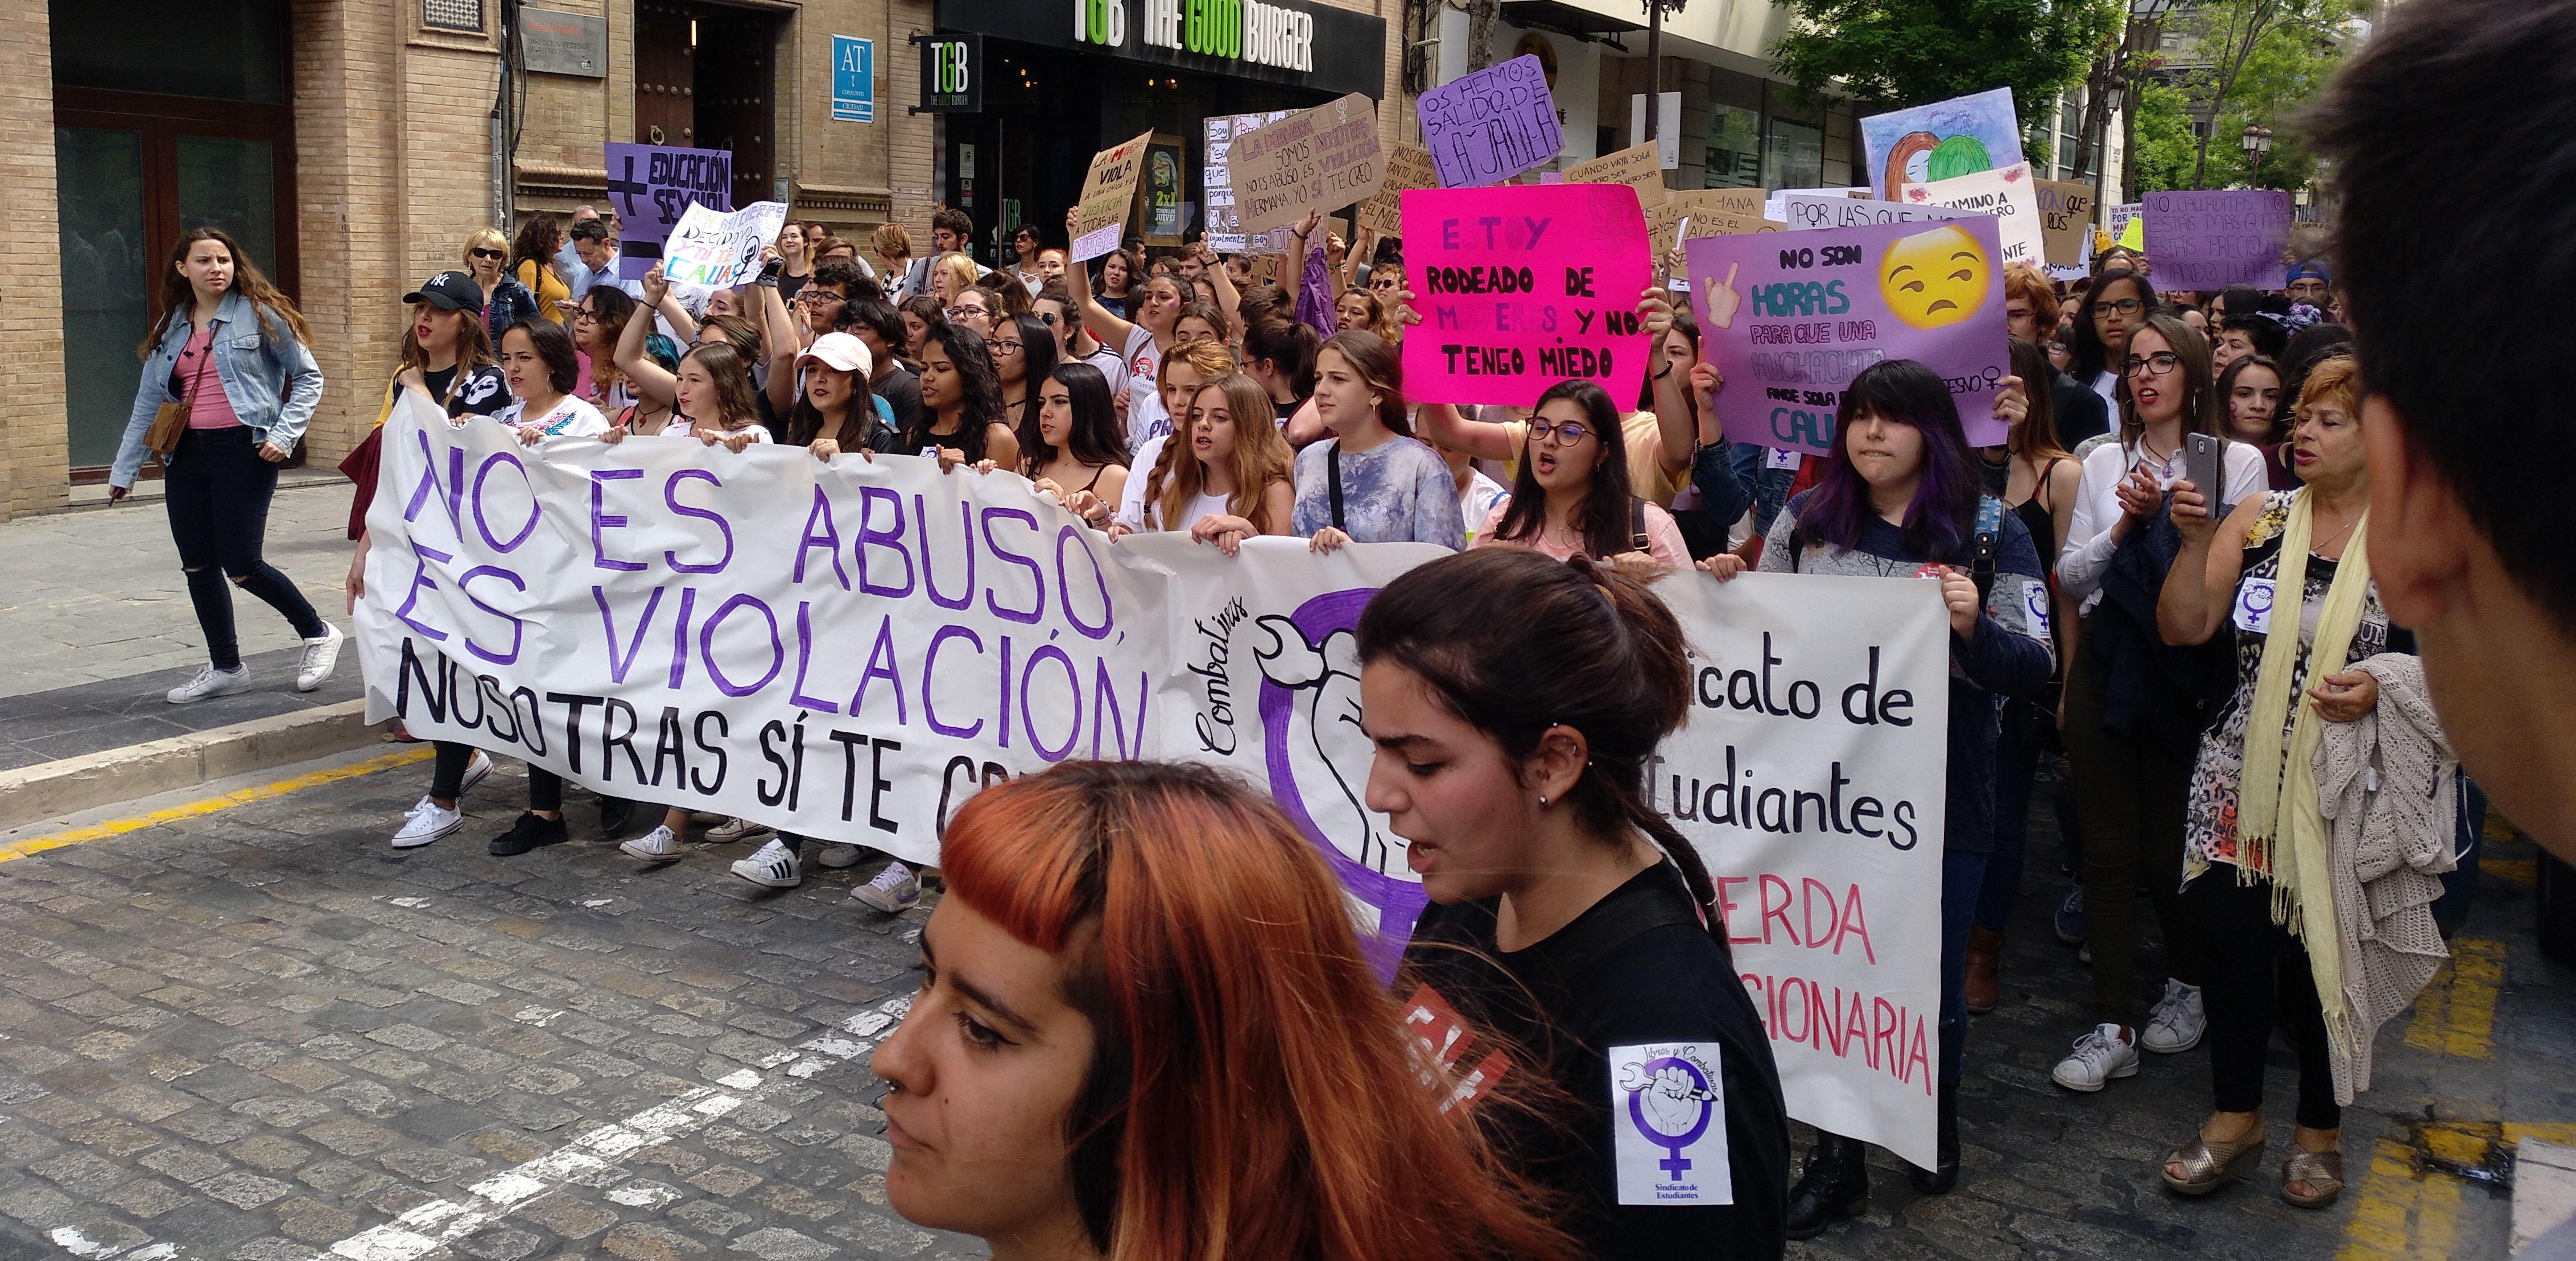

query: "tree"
(2128, 81), (2200, 195)
(2172, 0), (2364, 187)
(1770, 0), (2126, 158)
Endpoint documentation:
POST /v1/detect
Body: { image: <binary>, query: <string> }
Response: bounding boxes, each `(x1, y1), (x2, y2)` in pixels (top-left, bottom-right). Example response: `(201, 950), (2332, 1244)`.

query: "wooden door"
(695, 9), (774, 206)
(634, 1), (693, 146)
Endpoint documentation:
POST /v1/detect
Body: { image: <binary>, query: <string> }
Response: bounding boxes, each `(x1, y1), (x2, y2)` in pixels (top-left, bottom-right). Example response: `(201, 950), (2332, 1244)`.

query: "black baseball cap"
(403, 270), (485, 314)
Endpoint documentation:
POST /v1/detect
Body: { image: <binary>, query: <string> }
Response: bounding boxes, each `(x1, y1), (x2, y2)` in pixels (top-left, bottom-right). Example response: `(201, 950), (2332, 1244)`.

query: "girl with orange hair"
(869, 760), (1579, 1261)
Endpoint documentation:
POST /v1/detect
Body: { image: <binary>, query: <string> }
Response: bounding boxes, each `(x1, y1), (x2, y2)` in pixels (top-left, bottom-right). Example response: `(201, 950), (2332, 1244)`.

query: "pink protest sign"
(1684, 216), (2010, 456)
(1401, 184), (1652, 409)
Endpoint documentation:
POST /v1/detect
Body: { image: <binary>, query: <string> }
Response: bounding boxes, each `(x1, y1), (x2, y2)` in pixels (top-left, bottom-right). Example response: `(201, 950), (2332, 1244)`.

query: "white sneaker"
(166, 664), (252, 704)
(2051, 1023), (2141, 1092)
(296, 624), (346, 691)
(2141, 979), (2207, 1054)
(706, 816), (773, 844)
(459, 749), (494, 798)
(620, 825), (682, 861)
(391, 797), (463, 848)
(730, 839), (804, 888)
(851, 860), (920, 913)
(814, 843), (862, 869)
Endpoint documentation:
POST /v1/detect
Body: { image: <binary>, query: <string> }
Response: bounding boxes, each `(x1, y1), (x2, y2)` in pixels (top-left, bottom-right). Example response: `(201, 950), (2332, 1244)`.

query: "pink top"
(1472, 499), (1691, 573)
(177, 325), (244, 430)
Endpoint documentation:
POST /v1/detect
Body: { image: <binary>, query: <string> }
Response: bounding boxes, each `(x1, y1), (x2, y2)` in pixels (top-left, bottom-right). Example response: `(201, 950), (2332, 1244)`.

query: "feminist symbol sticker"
(1610, 1044), (1732, 1205)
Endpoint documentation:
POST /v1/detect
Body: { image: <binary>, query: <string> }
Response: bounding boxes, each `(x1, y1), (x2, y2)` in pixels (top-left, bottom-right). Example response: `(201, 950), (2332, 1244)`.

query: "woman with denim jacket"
(108, 226), (342, 705)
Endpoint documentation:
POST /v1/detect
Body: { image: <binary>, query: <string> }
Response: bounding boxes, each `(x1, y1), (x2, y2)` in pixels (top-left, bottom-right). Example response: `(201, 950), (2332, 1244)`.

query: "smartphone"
(2184, 431), (2225, 506)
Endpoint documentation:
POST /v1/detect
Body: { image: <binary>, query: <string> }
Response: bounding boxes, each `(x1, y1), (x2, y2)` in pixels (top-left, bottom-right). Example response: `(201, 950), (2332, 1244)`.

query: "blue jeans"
(1729, 442), (1800, 539)
(1940, 849), (1985, 1085)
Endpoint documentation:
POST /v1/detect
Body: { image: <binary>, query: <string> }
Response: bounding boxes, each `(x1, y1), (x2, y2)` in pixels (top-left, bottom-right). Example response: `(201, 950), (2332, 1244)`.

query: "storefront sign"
(1073, 130), (1158, 261)
(939, 0), (1384, 99)
(1401, 183), (1650, 407)
(520, 8), (606, 78)
(604, 142), (732, 281)
(831, 35), (876, 123)
(1417, 54), (1563, 188)
(1685, 215), (2011, 455)
(913, 32), (981, 113)
(1224, 92), (1384, 236)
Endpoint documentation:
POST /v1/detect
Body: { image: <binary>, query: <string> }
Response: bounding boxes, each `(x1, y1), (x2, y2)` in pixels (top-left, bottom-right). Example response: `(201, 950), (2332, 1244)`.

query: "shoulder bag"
(146, 320), (219, 456)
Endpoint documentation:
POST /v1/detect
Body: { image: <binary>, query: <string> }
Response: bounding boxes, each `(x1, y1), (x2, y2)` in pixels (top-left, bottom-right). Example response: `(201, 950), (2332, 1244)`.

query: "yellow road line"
(2485, 858), (2537, 887)
(2402, 937), (2504, 1060)
(2340, 1138), (2464, 1260)
(0, 746), (435, 865)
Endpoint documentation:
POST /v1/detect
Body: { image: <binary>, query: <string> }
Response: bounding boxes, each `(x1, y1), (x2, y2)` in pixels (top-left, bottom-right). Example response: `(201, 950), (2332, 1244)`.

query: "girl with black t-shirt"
(909, 323), (1019, 471)
(1359, 547), (1791, 1260)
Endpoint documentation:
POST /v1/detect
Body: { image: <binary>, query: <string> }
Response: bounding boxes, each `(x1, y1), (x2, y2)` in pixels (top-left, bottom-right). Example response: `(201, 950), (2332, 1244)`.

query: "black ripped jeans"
(166, 426), (326, 669)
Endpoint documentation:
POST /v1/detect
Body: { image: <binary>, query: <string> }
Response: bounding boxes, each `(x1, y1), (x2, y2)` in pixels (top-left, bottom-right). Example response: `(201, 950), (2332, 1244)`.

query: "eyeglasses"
(572, 309), (599, 323)
(469, 248), (505, 260)
(798, 291), (846, 306)
(1528, 419), (1592, 445)
(2092, 297), (2143, 316)
(993, 341), (1023, 355)
(2123, 351), (2182, 377)
(946, 306), (985, 320)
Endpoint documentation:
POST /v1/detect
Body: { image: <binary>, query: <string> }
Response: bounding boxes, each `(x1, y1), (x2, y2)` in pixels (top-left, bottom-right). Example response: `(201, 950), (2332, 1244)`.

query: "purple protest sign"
(1685, 216), (2011, 456)
(1415, 55), (1563, 188)
(2140, 190), (2293, 291)
(604, 143), (733, 280)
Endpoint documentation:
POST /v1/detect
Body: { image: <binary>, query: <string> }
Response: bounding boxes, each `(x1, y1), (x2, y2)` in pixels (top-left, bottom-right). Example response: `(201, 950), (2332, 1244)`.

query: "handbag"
(145, 322), (218, 456)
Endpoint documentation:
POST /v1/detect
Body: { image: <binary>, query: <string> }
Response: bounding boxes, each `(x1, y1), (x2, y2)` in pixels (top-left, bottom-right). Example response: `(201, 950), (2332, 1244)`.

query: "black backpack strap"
(1629, 497), (1650, 553)
(1970, 494), (2006, 603)
(1327, 440), (1346, 531)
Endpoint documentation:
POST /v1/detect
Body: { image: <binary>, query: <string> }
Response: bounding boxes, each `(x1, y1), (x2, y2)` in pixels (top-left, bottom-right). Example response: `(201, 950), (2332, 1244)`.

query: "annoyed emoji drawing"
(1879, 224), (1991, 329)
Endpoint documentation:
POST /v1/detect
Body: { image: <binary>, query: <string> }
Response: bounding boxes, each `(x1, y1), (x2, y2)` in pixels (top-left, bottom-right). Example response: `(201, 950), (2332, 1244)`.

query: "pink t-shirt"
(176, 325), (244, 430)
(1472, 499), (1690, 573)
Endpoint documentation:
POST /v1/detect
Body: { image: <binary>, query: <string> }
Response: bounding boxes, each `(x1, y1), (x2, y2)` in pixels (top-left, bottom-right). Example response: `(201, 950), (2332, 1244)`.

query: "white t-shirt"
(499, 394), (610, 438)
(1459, 469), (1508, 539)
(1122, 325), (1161, 452)
(1114, 435), (1167, 532)
(2057, 436), (2265, 615)
(1076, 341), (1129, 400)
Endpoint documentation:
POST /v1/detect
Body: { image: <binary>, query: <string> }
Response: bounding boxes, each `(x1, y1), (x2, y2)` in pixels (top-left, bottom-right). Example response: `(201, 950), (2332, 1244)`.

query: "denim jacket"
(112, 290), (323, 488)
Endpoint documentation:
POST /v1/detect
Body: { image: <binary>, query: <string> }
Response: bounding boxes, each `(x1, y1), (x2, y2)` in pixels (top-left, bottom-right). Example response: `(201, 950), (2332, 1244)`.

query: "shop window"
(1704, 104), (1760, 188)
(51, 0), (287, 102)
(1762, 114), (1823, 190)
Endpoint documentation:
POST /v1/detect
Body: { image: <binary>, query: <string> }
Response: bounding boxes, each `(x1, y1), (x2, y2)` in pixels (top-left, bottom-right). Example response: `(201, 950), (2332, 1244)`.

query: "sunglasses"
(469, 248), (505, 260)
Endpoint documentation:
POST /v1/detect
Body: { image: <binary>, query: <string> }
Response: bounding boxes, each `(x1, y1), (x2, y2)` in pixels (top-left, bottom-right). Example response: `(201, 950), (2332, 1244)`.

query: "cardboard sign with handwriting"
(1563, 141), (1666, 195)
(1417, 54), (1563, 187)
(1224, 93), (1385, 237)
(1072, 130), (1157, 261)
(2033, 179), (2096, 267)
(1356, 143), (1437, 238)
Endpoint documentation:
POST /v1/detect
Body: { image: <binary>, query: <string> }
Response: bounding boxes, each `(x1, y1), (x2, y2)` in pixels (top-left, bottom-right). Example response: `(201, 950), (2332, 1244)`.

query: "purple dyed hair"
(1790, 358), (1983, 562)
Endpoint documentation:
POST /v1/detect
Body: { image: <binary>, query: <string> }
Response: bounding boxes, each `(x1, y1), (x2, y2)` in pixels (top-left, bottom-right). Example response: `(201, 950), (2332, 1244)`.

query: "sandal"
(2161, 1123), (2266, 1196)
(2281, 1147), (2344, 1208)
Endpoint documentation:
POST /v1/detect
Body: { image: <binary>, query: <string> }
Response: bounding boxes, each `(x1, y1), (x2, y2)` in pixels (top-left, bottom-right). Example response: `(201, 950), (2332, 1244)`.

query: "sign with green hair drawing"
(1859, 88), (2024, 204)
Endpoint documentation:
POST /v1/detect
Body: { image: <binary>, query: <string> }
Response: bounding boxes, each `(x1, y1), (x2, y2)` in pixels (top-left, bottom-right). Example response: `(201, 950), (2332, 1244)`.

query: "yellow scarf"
(2234, 489), (2372, 1044)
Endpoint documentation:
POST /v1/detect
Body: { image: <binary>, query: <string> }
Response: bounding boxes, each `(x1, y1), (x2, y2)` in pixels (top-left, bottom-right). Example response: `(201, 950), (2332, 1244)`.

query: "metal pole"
(1644, 1), (1662, 142)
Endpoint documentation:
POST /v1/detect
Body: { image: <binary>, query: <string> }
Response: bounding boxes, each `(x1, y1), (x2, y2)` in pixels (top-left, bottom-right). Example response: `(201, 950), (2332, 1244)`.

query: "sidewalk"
(0, 477), (363, 772)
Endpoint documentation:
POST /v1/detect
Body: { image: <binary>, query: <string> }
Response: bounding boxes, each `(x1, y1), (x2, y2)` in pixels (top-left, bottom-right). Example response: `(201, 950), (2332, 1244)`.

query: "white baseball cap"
(796, 331), (873, 376)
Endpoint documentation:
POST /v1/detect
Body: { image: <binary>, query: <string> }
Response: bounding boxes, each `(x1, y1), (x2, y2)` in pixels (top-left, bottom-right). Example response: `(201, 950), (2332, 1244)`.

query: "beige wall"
(3, 0), (68, 518)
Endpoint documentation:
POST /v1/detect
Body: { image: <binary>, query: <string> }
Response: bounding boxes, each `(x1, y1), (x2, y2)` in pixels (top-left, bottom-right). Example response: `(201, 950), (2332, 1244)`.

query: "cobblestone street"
(0, 747), (2561, 1259)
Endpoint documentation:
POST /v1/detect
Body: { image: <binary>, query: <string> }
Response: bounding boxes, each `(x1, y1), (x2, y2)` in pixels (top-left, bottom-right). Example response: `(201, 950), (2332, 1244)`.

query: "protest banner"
(1859, 88), (2022, 203)
(1224, 92), (1385, 237)
(1400, 184), (1650, 408)
(1781, 195), (1963, 233)
(353, 401), (1945, 1165)
(1562, 141), (1667, 196)
(1656, 572), (1951, 1169)
(604, 142), (732, 279)
(1684, 215), (2011, 455)
(1899, 161), (2045, 267)
(1071, 130), (1158, 261)
(1416, 53), (1563, 188)
(1355, 143), (1437, 237)
(660, 200), (790, 290)
(2033, 178), (2097, 269)
(1765, 186), (1865, 224)
(2141, 189), (2294, 290)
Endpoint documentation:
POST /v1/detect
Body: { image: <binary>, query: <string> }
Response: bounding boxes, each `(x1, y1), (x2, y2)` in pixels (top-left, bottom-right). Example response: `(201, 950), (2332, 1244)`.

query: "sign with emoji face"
(1683, 215), (2009, 456)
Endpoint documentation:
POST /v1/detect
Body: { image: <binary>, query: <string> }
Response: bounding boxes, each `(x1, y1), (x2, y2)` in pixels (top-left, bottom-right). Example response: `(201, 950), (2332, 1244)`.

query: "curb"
(0, 700), (384, 833)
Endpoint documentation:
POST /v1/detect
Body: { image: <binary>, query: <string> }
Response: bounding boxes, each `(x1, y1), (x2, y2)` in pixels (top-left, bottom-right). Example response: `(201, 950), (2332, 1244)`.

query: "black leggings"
(431, 741), (560, 811)
(2192, 869), (2340, 1131)
(166, 426), (327, 669)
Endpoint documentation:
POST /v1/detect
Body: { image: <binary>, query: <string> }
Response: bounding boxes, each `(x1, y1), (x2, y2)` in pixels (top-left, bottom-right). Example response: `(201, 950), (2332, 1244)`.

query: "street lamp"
(2241, 123), (2273, 188)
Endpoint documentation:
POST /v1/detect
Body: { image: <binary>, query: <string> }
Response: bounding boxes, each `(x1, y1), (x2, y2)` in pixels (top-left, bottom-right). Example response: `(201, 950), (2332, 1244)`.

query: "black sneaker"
(489, 811), (570, 856)
(597, 795), (637, 836)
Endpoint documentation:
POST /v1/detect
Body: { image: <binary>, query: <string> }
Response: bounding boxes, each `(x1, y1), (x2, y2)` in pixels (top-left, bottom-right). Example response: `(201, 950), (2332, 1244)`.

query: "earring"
(1537, 795), (1550, 808)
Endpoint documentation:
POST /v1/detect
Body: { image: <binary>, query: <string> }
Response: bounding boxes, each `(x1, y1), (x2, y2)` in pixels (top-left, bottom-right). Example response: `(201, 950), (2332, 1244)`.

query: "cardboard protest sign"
(1648, 189), (1775, 258)
(2141, 189), (2294, 290)
(1355, 143), (1437, 237)
(1781, 195), (1963, 232)
(1859, 88), (2022, 203)
(1416, 54), (1563, 188)
(2033, 178), (2097, 267)
(1685, 215), (2011, 456)
(1071, 130), (1158, 261)
(604, 142), (732, 279)
(1657, 572), (1952, 1169)
(1563, 141), (1666, 195)
(1223, 93), (1384, 237)
(357, 403), (1947, 1164)
(1899, 161), (2045, 267)
(1400, 184), (1650, 407)
(660, 200), (790, 289)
